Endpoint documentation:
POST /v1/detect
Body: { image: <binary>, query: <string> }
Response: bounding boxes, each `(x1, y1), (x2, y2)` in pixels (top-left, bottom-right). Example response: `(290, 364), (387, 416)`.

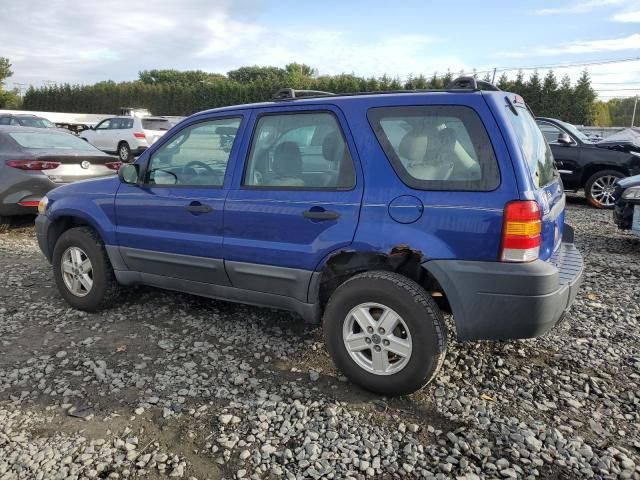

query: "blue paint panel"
(224, 105), (364, 272)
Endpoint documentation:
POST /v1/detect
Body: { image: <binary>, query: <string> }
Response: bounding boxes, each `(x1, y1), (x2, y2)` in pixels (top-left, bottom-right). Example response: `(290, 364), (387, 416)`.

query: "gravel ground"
(0, 197), (639, 480)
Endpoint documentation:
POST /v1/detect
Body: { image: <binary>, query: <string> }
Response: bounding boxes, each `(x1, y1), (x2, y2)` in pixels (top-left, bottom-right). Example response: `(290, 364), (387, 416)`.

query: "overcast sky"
(1, 0), (639, 99)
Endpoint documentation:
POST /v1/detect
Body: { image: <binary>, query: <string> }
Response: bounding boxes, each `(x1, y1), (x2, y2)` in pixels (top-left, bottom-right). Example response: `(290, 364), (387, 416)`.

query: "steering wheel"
(183, 161), (216, 175)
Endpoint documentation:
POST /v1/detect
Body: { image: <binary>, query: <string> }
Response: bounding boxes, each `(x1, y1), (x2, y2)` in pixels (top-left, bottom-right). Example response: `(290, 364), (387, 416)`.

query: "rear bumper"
(425, 225), (584, 341)
(0, 175), (55, 217)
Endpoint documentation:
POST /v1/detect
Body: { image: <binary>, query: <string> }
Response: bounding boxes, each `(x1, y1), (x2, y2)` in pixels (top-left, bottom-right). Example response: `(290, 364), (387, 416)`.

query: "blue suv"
(35, 78), (584, 395)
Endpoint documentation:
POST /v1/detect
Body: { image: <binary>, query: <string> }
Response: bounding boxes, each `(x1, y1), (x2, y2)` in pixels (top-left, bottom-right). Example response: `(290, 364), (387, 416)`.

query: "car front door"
(223, 106), (364, 303)
(114, 114), (247, 285)
(88, 119), (113, 150)
(537, 120), (581, 189)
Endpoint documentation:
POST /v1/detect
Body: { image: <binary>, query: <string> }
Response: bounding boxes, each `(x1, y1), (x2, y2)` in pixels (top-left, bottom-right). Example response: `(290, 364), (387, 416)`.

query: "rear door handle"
(303, 209), (340, 220)
(186, 202), (213, 214)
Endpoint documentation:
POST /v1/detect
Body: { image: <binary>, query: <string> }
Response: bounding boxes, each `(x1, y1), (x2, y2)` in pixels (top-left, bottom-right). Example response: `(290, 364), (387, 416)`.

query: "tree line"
(4, 59), (633, 126)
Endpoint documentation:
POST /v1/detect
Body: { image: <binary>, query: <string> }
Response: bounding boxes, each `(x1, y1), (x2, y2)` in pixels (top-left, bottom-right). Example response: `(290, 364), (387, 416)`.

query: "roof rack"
(447, 76), (500, 91)
(272, 88), (335, 100)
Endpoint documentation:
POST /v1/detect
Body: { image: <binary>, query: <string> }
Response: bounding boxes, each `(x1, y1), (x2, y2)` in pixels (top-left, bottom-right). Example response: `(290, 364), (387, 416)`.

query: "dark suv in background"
(536, 117), (640, 208)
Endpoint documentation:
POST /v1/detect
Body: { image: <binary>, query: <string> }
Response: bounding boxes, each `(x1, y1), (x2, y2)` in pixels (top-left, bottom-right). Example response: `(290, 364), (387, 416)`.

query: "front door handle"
(303, 209), (340, 220)
(186, 202), (212, 214)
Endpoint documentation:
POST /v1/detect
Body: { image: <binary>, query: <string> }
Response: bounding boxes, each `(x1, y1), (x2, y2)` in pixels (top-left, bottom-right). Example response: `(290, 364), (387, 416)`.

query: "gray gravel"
(0, 197), (639, 479)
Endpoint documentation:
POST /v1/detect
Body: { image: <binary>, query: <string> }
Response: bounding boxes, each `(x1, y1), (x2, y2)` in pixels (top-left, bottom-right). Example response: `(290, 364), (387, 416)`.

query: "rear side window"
(508, 108), (556, 188)
(142, 118), (171, 131)
(243, 112), (356, 190)
(368, 106), (499, 191)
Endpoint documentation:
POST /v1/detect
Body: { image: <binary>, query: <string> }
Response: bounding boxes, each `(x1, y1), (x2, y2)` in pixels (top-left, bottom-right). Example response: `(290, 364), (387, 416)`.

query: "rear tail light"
(6, 160), (61, 170)
(18, 201), (40, 207)
(105, 162), (122, 171)
(133, 132), (146, 139)
(500, 200), (541, 262)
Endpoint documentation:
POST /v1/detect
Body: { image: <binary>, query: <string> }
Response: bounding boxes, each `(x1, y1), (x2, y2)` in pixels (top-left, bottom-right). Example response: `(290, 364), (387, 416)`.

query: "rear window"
(508, 107), (557, 188)
(142, 118), (171, 131)
(368, 106), (500, 191)
(8, 132), (100, 151)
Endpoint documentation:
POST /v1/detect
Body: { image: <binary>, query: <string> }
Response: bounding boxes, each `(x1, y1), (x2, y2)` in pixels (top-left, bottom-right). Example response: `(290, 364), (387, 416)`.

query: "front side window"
(243, 112), (355, 189)
(368, 106), (500, 191)
(146, 117), (241, 187)
(537, 121), (565, 144)
(95, 119), (112, 130)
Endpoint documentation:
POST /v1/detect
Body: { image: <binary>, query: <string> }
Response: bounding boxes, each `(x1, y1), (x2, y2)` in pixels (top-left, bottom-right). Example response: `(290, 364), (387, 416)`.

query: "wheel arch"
(580, 164), (628, 186)
(43, 214), (106, 261)
(313, 247), (452, 317)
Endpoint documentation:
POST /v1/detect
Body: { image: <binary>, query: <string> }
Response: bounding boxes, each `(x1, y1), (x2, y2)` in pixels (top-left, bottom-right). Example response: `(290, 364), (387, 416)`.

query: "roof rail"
(447, 76), (500, 91)
(272, 88), (335, 100)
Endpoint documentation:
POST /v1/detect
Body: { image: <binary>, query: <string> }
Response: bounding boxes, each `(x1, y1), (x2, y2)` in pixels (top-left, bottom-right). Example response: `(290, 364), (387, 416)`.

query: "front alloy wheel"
(585, 170), (623, 208)
(61, 246), (93, 297)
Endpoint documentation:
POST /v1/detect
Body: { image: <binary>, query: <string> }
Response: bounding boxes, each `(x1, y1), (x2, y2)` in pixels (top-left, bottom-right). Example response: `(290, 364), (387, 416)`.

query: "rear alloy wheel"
(585, 170), (624, 209)
(0, 216), (10, 233)
(323, 271), (447, 396)
(118, 142), (131, 162)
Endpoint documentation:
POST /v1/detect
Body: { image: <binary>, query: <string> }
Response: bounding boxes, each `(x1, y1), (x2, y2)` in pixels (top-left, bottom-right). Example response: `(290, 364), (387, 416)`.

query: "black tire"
(323, 271), (447, 396)
(118, 141), (131, 162)
(0, 216), (10, 233)
(52, 226), (120, 312)
(584, 169), (624, 209)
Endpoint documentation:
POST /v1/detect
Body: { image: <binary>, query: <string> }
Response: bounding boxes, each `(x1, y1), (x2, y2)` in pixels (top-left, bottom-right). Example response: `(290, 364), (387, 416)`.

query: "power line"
(459, 56), (640, 77)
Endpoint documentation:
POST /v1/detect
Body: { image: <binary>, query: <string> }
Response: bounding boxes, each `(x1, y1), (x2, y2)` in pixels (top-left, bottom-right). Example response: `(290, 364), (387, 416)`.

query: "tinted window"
(368, 106), (499, 191)
(537, 122), (564, 144)
(110, 118), (133, 129)
(243, 112), (355, 189)
(142, 118), (171, 131)
(146, 117), (241, 187)
(0, 117), (11, 125)
(16, 116), (49, 128)
(8, 132), (101, 151)
(95, 119), (112, 130)
(508, 108), (557, 188)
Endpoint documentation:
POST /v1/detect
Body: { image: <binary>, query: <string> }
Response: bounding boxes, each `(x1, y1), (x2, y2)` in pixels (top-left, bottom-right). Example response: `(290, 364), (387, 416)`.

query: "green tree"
(593, 101), (612, 127)
(570, 70), (596, 125)
(540, 70), (559, 118)
(0, 57), (21, 109)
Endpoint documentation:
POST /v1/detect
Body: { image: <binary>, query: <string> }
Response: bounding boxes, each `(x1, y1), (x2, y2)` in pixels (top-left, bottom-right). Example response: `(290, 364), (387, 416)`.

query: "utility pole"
(632, 95), (638, 128)
(491, 68), (497, 84)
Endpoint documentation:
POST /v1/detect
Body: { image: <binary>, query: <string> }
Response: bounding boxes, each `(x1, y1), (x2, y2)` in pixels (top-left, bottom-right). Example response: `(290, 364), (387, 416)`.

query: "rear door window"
(242, 112), (356, 189)
(508, 108), (557, 188)
(368, 105), (500, 191)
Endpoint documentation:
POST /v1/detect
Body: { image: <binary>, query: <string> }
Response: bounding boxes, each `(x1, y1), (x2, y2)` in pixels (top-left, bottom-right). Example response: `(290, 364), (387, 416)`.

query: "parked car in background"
(36, 79), (583, 395)
(536, 118), (640, 208)
(0, 126), (120, 232)
(613, 173), (640, 235)
(80, 116), (172, 162)
(0, 113), (62, 130)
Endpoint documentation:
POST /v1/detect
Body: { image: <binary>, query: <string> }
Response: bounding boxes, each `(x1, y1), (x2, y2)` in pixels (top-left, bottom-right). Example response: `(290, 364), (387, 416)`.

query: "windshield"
(9, 132), (101, 151)
(558, 120), (592, 143)
(508, 107), (557, 188)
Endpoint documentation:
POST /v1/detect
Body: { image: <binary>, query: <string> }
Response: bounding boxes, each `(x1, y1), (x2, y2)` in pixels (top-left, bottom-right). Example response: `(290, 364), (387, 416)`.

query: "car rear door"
(114, 112), (248, 285)
(223, 105), (364, 302)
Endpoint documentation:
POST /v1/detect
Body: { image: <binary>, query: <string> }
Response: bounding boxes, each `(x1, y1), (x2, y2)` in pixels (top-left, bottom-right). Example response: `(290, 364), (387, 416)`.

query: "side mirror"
(118, 163), (140, 184)
(557, 132), (573, 145)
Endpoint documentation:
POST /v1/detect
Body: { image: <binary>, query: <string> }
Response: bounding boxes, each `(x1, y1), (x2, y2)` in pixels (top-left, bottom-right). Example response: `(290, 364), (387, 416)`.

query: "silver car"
(0, 126), (120, 232)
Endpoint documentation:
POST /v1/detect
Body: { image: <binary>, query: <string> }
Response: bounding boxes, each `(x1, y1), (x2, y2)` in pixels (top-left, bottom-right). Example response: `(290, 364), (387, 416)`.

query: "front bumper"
(35, 214), (52, 262)
(425, 225), (584, 341)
